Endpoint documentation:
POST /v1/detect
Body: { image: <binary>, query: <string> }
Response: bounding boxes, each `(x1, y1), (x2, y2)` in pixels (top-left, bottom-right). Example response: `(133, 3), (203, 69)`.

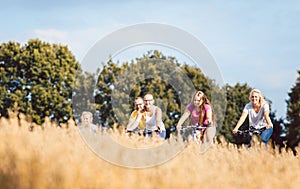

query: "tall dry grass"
(0, 112), (299, 189)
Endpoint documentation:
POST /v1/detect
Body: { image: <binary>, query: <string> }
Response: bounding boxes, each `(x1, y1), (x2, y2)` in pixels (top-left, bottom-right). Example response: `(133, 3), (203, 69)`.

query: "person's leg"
(199, 126), (216, 153)
(247, 140), (252, 148)
(144, 130), (152, 137)
(148, 132), (153, 137)
(260, 127), (273, 145)
(157, 130), (166, 139)
(204, 126), (216, 145)
(180, 128), (192, 142)
(193, 129), (201, 144)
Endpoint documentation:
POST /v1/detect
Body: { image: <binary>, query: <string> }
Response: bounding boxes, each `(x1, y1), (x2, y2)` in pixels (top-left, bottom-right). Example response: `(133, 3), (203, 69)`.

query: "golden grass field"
(0, 112), (299, 189)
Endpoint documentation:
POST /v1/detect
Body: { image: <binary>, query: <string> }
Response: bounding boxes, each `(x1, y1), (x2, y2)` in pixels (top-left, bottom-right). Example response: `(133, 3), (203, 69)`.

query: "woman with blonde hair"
(176, 90), (217, 149)
(232, 89), (273, 146)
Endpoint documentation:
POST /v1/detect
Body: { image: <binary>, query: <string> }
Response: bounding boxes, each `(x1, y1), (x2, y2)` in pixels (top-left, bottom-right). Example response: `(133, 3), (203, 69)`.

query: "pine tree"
(286, 70), (300, 154)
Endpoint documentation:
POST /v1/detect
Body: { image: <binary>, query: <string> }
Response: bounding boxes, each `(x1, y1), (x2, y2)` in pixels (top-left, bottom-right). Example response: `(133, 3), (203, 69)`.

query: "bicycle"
(236, 126), (266, 136)
(180, 125), (207, 143)
(234, 126), (266, 147)
(179, 125), (217, 153)
(125, 128), (144, 137)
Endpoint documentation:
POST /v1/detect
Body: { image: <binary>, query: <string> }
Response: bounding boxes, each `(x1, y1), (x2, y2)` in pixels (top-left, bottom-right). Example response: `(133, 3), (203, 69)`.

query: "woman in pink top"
(176, 91), (217, 150)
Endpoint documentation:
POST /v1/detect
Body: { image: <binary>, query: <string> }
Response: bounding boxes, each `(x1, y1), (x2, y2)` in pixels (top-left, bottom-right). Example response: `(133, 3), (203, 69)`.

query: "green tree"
(94, 59), (123, 126)
(0, 41), (24, 116)
(72, 68), (98, 123)
(0, 39), (79, 124)
(270, 116), (286, 152)
(220, 83), (252, 143)
(94, 50), (225, 133)
(286, 70), (300, 154)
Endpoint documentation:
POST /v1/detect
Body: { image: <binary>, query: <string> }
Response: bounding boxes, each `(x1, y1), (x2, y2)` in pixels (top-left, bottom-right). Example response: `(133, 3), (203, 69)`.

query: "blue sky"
(1, 0), (299, 119)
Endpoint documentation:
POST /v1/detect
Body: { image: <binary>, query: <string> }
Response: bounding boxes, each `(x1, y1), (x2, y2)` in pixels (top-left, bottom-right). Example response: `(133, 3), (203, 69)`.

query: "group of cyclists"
(80, 89), (274, 149)
(126, 89), (273, 147)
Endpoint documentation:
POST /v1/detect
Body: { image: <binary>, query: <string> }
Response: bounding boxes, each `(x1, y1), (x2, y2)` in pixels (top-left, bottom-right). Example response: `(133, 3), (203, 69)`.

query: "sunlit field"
(1, 112), (299, 189)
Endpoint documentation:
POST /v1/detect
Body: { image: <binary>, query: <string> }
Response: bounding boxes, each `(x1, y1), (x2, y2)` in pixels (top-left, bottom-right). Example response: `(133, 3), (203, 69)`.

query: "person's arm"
(204, 108), (213, 126)
(93, 124), (99, 133)
(232, 112), (248, 134)
(155, 107), (163, 131)
(264, 109), (272, 129)
(126, 112), (142, 131)
(176, 111), (191, 130)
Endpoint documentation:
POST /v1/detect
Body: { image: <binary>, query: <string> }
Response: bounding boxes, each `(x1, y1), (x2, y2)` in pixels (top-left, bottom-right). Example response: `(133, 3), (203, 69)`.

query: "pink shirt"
(186, 104), (211, 125)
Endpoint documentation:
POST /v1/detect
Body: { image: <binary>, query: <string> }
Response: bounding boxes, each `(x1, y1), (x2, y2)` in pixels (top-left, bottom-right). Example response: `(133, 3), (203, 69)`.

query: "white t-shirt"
(243, 102), (273, 129)
(89, 124), (99, 133)
(79, 123), (98, 134)
(145, 107), (166, 131)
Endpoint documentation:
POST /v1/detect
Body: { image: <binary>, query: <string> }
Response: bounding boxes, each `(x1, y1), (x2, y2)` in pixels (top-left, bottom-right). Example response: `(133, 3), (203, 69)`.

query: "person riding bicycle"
(126, 97), (146, 135)
(176, 90), (217, 147)
(143, 94), (166, 139)
(232, 89), (273, 146)
(79, 111), (99, 134)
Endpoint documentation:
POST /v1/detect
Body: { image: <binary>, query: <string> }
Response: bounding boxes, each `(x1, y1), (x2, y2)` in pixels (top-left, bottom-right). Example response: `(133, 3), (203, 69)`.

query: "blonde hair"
(144, 94), (154, 101)
(249, 89), (266, 107)
(81, 111), (93, 121)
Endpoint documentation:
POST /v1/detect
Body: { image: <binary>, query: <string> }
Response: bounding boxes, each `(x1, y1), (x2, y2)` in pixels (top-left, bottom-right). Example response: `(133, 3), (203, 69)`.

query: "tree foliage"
(1, 38), (291, 148)
(72, 68), (98, 123)
(286, 70), (300, 152)
(220, 83), (252, 143)
(93, 50), (226, 130)
(0, 39), (79, 124)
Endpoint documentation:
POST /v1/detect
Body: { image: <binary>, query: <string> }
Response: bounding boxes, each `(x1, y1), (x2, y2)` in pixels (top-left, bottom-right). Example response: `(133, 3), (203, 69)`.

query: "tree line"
(1, 39), (299, 153)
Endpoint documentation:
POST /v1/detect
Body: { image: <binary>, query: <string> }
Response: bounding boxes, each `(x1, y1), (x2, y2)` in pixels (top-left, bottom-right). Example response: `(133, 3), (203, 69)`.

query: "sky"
(1, 0), (299, 119)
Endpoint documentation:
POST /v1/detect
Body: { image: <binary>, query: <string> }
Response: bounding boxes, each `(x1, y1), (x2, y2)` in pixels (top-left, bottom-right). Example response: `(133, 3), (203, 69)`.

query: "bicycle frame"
(180, 125), (207, 143)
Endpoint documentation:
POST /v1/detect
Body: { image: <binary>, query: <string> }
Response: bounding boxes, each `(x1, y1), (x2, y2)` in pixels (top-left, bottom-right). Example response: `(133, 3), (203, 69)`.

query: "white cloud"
(32, 27), (119, 61)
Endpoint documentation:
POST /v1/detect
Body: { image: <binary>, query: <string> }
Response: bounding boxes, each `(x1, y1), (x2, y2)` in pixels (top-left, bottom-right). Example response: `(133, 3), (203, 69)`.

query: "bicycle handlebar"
(236, 126), (266, 135)
(180, 125), (207, 130)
